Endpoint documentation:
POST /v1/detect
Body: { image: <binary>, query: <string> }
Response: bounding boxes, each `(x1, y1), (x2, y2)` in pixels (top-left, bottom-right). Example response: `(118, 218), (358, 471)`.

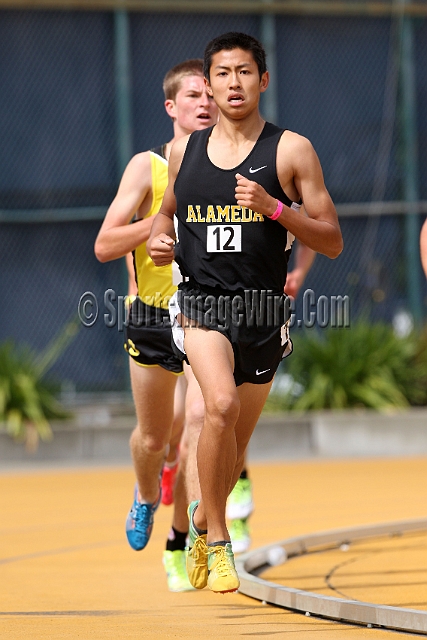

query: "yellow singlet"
(133, 149), (176, 309)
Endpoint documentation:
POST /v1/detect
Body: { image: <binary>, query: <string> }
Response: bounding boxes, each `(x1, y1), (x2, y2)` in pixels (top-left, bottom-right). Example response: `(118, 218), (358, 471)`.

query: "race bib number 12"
(206, 224), (242, 252)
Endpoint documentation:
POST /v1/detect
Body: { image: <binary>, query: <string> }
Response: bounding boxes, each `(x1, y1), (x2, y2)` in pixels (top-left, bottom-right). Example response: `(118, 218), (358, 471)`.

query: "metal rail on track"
(235, 518), (427, 635)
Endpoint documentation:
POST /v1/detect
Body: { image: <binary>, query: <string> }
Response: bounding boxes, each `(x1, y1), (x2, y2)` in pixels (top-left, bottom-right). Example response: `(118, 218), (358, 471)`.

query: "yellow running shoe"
(186, 500), (208, 589)
(207, 543), (240, 593)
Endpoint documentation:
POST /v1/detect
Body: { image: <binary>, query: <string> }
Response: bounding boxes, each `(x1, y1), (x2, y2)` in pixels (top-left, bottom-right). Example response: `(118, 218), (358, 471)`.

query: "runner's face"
(206, 48), (268, 119)
(172, 74), (218, 135)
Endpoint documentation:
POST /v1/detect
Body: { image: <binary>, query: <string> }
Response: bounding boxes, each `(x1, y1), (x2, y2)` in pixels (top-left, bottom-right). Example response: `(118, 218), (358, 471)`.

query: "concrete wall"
(1, 400), (426, 467)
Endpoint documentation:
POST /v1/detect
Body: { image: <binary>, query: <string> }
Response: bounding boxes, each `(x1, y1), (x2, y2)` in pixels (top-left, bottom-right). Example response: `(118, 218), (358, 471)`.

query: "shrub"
(266, 321), (427, 412)
(0, 320), (78, 451)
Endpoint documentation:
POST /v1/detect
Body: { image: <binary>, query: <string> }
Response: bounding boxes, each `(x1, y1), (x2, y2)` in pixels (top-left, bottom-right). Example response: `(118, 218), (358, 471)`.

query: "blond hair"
(163, 59), (204, 101)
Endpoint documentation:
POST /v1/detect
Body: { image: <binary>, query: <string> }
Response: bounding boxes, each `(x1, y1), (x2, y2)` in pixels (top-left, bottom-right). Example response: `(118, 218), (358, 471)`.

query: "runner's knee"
(185, 396), (205, 433)
(133, 424), (169, 455)
(205, 391), (240, 430)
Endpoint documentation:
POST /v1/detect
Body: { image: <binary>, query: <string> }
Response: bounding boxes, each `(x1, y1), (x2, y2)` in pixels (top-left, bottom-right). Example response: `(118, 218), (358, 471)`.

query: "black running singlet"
(174, 122), (297, 293)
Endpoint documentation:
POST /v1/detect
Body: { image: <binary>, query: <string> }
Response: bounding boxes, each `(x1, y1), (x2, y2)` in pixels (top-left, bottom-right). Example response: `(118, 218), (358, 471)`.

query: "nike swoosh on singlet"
(256, 368), (271, 375)
(249, 165), (267, 173)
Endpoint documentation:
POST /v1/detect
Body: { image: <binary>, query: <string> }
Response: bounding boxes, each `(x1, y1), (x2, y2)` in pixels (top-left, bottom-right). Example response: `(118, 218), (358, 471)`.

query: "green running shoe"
(226, 478), (253, 520)
(163, 550), (195, 592)
(229, 517), (251, 554)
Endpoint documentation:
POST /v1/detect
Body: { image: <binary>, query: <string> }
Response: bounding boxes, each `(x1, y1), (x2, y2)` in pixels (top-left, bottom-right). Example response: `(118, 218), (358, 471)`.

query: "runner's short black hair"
(204, 32), (267, 82)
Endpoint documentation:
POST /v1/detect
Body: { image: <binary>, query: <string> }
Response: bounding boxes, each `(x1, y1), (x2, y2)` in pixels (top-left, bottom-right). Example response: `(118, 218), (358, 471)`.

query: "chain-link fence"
(1, 3), (426, 392)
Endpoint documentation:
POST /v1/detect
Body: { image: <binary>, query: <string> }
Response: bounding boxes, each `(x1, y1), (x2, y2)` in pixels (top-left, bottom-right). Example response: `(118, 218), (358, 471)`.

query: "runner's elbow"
(94, 239), (112, 263)
(326, 235), (344, 259)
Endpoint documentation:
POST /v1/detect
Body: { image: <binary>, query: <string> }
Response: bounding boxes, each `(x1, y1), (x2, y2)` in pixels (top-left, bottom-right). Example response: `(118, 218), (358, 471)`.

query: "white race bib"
(206, 224), (242, 252)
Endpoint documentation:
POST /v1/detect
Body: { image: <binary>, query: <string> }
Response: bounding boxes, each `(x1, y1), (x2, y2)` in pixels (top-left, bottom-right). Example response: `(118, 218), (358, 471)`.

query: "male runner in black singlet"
(148, 32), (343, 594)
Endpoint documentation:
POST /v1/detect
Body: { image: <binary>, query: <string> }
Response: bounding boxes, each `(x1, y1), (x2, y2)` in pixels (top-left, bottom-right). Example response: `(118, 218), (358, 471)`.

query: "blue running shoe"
(126, 484), (161, 551)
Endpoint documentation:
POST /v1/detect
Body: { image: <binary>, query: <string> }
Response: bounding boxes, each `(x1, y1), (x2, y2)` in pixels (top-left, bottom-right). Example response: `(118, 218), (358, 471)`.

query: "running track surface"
(1, 457), (426, 639)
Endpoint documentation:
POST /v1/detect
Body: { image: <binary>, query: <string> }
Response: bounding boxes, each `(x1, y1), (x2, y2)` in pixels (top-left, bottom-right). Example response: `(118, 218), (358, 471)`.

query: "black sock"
(239, 468), (248, 480)
(208, 540), (230, 547)
(166, 526), (188, 552)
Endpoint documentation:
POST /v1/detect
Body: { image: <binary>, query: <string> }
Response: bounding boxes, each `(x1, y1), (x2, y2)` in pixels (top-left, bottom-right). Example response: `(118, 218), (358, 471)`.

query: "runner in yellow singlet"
(95, 59), (218, 592)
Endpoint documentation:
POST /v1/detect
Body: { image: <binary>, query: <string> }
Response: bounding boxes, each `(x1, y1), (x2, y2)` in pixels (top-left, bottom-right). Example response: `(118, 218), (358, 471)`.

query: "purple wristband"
(269, 199), (283, 221)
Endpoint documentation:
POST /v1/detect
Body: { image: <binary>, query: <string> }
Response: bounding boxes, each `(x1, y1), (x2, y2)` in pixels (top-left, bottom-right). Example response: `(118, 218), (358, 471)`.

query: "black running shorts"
(169, 279), (292, 386)
(124, 297), (183, 374)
